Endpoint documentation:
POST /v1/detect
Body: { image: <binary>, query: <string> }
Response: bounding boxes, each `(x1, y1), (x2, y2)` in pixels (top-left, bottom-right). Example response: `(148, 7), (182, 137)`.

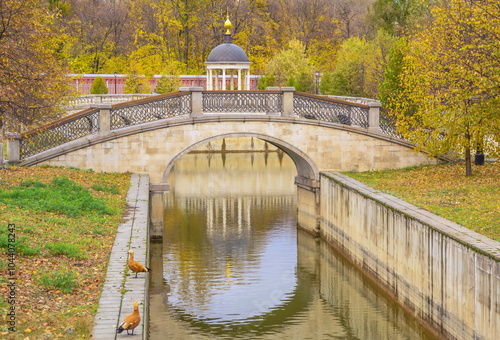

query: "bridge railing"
(202, 90), (283, 115)
(109, 91), (191, 129)
(293, 92), (369, 127)
(19, 108), (100, 159)
(379, 108), (401, 139)
(6, 88), (396, 162)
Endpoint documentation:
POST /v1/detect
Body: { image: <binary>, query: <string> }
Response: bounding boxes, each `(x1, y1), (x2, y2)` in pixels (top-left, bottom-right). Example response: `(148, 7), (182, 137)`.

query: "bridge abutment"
(295, 175), (321, 235)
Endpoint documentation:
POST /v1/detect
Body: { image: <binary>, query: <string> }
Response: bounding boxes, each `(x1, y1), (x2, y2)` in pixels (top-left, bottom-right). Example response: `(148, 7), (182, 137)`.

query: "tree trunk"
(465, 148), (472, 176)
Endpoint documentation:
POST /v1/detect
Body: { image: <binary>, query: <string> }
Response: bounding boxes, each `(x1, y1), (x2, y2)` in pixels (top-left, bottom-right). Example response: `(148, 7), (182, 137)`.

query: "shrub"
(257, 74), (276, 90)
(90, 76), (108, 94)
(124, 75), (150, 94)
(155, 75), (180, 93)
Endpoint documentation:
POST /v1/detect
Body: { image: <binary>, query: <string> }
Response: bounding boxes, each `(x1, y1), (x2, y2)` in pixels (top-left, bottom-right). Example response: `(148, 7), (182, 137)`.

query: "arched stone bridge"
(7, 87), (439, 191)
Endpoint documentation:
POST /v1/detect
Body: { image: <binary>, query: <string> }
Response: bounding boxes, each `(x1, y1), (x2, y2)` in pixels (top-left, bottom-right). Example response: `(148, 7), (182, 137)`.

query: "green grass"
(0, 176), (113, 217)
(38, 270), (78, 294)
(0, 165), (131, 339)
(46, 242), (83, 259)
(91, 184), (120, 194)
(343, 162), (500, 241)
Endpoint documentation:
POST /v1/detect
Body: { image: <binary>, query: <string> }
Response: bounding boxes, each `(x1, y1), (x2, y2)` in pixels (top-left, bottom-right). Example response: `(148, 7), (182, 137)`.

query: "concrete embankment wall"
(317, 172), (499, 340)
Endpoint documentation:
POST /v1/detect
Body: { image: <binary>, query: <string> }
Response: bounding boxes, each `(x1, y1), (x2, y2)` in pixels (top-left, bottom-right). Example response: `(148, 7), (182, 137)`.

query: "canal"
(148, 137), (437, 339)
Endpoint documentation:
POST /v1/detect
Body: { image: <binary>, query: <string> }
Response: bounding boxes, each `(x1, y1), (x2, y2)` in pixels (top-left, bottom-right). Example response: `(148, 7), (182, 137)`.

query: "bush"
(257, 74), (276, 90)
(155, 75), (180, 93)
(124, 75), (151, 94)
(90, 76), (108, 94)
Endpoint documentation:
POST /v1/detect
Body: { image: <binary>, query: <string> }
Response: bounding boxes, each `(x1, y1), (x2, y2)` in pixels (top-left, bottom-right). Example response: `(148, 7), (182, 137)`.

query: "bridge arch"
(162, 132), (319, 184)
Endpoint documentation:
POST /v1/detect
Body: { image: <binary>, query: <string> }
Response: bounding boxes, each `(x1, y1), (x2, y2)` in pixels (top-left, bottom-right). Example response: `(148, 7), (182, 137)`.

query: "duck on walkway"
(116, 300), (141, 335)
(127, 249), (150, 278)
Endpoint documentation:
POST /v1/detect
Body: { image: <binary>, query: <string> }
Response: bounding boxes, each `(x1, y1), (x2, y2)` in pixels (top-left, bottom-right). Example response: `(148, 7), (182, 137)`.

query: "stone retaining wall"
(318, 172), (499, 340)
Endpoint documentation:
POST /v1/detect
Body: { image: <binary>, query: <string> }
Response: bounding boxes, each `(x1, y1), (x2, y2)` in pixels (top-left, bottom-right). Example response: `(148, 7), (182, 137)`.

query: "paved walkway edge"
(92, 173), (150, 340)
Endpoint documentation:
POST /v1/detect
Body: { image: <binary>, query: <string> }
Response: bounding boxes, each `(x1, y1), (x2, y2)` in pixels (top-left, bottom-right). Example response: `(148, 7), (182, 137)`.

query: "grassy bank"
(0, 166), (130, 339)
(343, 162), (500, 241)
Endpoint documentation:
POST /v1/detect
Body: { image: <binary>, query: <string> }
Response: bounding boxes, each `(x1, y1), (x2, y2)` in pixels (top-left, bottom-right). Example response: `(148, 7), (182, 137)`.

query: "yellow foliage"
(394, 0), (500, 173)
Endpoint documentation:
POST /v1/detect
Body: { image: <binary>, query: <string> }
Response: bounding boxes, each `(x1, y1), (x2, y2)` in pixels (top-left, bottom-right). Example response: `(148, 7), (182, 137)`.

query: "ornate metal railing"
(202, 91), (282, 114)
(110, 92), (191, 129)
(20, 108), (100, 159)
(379, 109), (401, 138)
(293, 92), (369, 128)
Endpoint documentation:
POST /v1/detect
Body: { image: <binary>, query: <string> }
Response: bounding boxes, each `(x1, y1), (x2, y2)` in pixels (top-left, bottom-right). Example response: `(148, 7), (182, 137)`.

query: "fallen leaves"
(345, 161), (500, 241)
(0, 165), (131, 339)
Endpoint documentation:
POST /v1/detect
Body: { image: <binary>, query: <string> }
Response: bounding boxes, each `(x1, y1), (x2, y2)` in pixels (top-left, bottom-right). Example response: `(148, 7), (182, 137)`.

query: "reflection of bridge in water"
(177, 196), (295, 233)
(151, 147), (297, 237)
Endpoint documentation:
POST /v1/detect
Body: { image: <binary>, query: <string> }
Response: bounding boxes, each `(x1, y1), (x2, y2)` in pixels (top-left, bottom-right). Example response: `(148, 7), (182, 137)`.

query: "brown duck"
(127, 249), (150, 278)
(116, 300), (141, 335)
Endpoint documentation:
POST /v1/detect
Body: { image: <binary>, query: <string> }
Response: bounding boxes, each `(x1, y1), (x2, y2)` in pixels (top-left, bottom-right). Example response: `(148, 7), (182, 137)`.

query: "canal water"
(148, 138), (437, 340)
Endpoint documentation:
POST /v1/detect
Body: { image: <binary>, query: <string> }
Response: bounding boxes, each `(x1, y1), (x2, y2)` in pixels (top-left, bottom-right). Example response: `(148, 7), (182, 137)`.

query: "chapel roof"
(205, 16), (250, 64)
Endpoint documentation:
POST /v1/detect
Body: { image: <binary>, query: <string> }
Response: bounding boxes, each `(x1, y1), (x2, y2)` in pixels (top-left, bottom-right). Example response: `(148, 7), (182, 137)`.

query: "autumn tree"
(231, 0), (279, 74)
(0, 0), (71, 135)
(368, 0), (414, 35)
(260, 39), (315, 92)
(334, 0), (371, 39)
(379, 37), (408, 110)
(61, 0), (133, 73)
(90, 76), (108, 94)
(393, 0), (500, 176)
(320, 37), (368, 97)
(320, 31), (396, 98)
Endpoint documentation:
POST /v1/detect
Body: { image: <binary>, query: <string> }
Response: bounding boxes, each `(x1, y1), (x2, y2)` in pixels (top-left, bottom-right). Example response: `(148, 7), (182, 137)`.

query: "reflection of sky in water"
(164, 225), (297, 322)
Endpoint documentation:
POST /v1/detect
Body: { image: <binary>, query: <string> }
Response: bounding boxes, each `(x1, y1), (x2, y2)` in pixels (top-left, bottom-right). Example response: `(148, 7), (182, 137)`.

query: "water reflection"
(148, 138), (437, 340)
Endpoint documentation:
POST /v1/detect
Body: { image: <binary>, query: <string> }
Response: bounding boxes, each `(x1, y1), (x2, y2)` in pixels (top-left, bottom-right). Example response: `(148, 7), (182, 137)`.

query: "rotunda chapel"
(205, 17), (251, 90)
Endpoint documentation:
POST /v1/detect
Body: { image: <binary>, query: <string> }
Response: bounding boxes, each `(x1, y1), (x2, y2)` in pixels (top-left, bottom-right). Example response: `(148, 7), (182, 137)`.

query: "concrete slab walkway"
(91, 173), (150, 340)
